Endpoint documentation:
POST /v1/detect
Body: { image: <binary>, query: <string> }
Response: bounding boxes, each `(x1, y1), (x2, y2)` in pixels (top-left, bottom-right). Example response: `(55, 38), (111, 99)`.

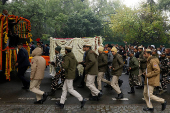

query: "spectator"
(44, 44), (50, 56)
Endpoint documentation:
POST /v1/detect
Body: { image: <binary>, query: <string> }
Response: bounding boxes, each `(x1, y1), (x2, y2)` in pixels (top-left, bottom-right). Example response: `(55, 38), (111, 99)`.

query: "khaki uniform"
(138, 51), (147, 86)
(143, 56), (165, 108)
(97, 53), (109, 90)
(29, 48), (46, 101)
(60, 52), (83, 104)
(102, 53), (124, 94)
(85, 49), (100, 96)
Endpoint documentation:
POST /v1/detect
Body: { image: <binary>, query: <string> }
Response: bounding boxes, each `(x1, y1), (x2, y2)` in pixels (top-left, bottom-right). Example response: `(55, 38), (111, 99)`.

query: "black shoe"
(42, 92), (48, 102)
(97, 92), (103, 100)
(128, 87), (135, 94)
(56, 101), (64, 109)
(80, 98), (86, 109)
(89, 96), (98, 101)
(78, 85), (84, 88)
(22, 87), (29, 90)
(143, 107), (154, 112)
(162, 101), (167, 111)
(118, 79), (123, 87)
(115, 93), (123, 99)
(34, 100), (43, 104)
(128, 91), (135, 94)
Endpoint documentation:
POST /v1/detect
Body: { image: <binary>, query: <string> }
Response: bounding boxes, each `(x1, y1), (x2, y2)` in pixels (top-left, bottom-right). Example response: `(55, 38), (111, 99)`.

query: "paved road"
(0, 67), (170, 113)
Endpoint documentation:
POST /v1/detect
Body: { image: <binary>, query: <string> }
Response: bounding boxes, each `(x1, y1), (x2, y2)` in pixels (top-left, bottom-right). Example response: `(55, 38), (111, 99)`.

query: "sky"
(121, 0), (158, 8)
(121, 0), (146, 8)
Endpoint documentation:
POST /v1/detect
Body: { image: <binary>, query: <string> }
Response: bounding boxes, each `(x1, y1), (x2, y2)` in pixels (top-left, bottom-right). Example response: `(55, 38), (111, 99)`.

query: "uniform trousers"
(138, 68), (146, 86)
(86, 74), (100, 96)
(97, 72), (111, 90)
(30, 80), (44, 101)
(102, 75), (121, 94)
(143, 85), (165, 108)
(110, 76), (121, 94)
(60, 79), (83, 104)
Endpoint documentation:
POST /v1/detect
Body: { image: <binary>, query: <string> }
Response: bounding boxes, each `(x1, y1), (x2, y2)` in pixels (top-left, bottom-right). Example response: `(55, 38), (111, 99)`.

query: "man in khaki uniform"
(56, 46), (86, 109)
(84, 44), (102, 101)
(97, 46), (109, 92)
(30, 48), (48, 104)
(143, 49), (167, 112)
(110, 47), (124, 99)
(137, 46), (147, 89)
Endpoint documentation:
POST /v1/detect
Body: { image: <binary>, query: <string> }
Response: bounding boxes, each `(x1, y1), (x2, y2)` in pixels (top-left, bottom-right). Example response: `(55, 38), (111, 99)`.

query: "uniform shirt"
(160, 57), (170, 73)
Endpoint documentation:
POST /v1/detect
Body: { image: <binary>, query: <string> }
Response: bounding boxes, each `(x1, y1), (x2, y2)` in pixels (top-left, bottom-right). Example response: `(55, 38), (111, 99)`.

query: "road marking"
(112, 98), (129, 100)
(122, 73), (125, 74)
(26, 71), (31, 73)
(51, 98), (61, 100)
(18, 98), (35, 100)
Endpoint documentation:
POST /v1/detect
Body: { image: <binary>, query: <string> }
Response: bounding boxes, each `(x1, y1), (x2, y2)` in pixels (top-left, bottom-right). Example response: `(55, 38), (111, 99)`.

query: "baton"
(146, 69), (150, 104)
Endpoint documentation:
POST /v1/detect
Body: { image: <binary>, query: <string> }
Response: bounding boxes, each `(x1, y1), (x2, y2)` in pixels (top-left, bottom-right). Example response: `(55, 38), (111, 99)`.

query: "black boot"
(128, 87), (135, 94)
(97, 92), (103, 100)
(143, 107), (154, 112)
(115, 93), (123, 99)
(80, 98), (86, 109)
(42, 92), (48, 102)
(34, 100), (43, 104)
(162, 101), (167, 111)
(56, 101), (64, 109)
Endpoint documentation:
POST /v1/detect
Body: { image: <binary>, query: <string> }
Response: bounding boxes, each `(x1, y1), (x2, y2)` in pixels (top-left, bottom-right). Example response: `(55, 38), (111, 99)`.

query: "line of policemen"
(20, 42), (167, 112)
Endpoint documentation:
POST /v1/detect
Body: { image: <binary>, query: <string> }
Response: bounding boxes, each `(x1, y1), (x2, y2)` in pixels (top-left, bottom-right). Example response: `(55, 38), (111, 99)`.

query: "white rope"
(146, 68), (150, 104)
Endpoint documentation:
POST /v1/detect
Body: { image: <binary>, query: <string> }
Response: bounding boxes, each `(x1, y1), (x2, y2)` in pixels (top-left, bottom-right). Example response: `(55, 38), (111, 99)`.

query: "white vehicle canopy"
(49, 36), (103, 75)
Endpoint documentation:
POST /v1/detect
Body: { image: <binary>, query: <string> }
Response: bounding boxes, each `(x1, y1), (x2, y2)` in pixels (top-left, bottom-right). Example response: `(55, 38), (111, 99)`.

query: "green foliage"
(158, 0), (170, 11)
(110, 5), (170, 44)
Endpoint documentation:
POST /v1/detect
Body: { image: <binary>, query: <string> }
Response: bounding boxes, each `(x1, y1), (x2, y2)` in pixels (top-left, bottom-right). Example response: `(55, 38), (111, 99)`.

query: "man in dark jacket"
(44, 44), (50, 56)
(56, 46), (86, 109)
(15, 43), (30, 89)
(97, 46), (109, 92)
(110, 47), (124, 99)
(84, 44), (102, 101)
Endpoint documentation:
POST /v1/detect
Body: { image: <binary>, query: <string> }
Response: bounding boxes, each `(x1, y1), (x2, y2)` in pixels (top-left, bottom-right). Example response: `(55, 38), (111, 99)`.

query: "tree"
(158, 0), (170, 11)
(64, 10), (103, 38)
(110, 5), (170, 44)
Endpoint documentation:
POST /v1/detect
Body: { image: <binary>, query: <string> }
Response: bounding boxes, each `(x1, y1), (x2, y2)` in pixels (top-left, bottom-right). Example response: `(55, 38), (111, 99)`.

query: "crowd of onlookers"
(29, 41), (50, 56)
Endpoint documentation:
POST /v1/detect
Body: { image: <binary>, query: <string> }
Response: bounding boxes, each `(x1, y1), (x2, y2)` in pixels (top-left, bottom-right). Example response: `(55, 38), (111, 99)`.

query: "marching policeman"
(128, 51), (139, 94)
(143, 49), (167, 112)
(48, 46), (65, 96)
(97, 46), (109, 92)
(56, 46), (86, 109)
(84, 44), (102, 101)
(30, 47), (48, 104)
(110, 47), (124, 99)
(137, 46), (147, 89)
